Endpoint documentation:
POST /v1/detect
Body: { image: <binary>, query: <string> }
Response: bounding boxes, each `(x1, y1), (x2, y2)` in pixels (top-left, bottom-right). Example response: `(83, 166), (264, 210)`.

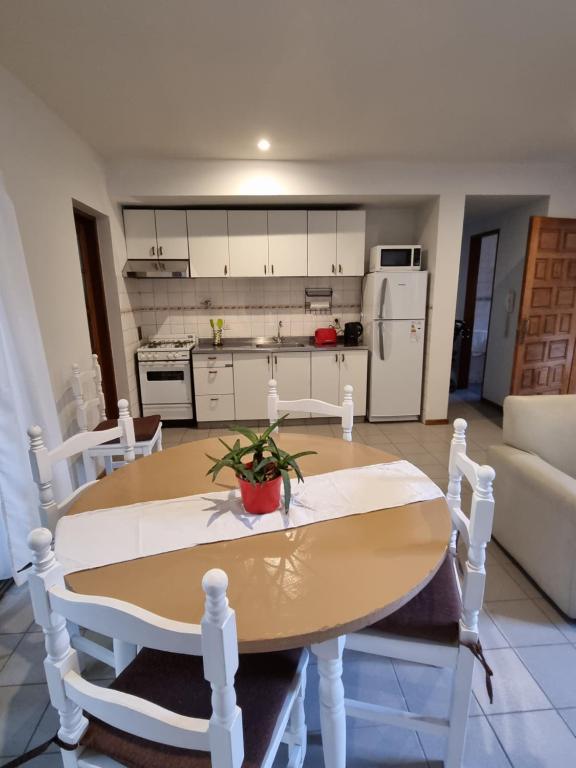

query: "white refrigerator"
(361, 272), (428, 421)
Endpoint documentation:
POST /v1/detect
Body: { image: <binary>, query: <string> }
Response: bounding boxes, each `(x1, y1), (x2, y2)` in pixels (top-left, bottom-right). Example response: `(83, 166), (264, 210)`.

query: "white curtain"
(0, 176), (71, 583)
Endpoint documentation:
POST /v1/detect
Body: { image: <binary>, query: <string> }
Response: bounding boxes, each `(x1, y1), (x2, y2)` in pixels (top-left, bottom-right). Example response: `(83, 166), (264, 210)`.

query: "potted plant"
(206, 417), (316, 514)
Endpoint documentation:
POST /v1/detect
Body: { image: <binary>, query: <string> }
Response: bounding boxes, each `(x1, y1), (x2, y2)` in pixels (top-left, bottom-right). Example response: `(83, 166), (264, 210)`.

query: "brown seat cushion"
(368, 555), (462, 644)
(94, 414), (161, 444)
(81, 647), (303, 768)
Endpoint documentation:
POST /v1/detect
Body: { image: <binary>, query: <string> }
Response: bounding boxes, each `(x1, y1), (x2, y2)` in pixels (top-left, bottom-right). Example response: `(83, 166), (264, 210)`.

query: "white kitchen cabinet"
(311, 349), (367, 417)
(336, 210), (366, 276)
(227, 211), (269, 277)
(267, 211), (307, 277)
(272, 351), (311, 418)
(187, 210), (230, 278)
(124, 210), (157, 260)
(233, 352), (272, 420)
(155, 210), (189, 261)
(307, 211), (337, 276)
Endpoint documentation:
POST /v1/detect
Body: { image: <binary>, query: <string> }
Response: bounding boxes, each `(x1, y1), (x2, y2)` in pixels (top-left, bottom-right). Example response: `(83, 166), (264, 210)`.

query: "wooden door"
(267, 210), (307, 276)
(187, 210), (229, 278)
(227, 211), (268, 277)
(307, 211), (337, 276)
(273, 352), (311, 419)
(232, 352), (272, 420)
(336, 210), (366, 276)
(511, 216), (576, 395)
(154, 210), (189, 261)
(74, 209), (118, 418)
(339, 349), (368, 416)
(123, 209), (157, 260)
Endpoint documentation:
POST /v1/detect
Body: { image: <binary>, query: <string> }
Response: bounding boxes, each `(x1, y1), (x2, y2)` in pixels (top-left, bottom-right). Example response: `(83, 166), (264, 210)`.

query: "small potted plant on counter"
(206, 417), (316, 514)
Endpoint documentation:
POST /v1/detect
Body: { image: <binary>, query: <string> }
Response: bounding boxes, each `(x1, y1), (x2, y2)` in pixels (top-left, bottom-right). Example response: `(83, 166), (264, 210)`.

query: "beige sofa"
(487, 394), (576, 618)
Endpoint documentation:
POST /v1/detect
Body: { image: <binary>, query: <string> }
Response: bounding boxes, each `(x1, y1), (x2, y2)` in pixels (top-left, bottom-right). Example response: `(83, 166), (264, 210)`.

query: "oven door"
(139, 361), (192, 405)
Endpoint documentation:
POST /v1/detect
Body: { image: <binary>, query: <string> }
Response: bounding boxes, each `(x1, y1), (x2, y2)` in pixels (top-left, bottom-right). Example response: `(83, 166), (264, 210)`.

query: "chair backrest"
(28, 399), (136, 533)
(71, 354), (107, 431)
(267, 378), (354, 441)
(446, 418), (496, 644)
(27, 527), (243, 768)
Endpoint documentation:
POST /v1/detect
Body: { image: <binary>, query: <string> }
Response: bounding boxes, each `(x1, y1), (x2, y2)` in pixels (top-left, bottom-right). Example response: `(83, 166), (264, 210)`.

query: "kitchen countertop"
(192, 336), (369, 354)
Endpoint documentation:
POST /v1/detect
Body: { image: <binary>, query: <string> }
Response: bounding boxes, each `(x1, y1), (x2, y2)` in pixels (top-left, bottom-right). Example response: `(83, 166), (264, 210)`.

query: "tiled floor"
(2, 392), (576, 766)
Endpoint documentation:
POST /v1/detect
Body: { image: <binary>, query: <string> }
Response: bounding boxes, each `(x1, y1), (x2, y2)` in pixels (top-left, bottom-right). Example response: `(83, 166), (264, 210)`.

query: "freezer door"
(378, 272), (428, 320)
(368, 319), (425, 420)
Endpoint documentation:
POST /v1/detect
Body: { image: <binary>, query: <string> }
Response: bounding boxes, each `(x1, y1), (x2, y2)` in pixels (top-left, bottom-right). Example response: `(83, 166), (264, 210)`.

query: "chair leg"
(103, 455), (113, 475)
(445, 647), (475, 768)
(287, 663), (308, 768)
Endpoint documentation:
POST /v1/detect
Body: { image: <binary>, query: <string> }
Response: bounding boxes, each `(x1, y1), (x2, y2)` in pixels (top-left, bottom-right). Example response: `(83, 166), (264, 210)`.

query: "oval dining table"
(65, 432), (451, 768)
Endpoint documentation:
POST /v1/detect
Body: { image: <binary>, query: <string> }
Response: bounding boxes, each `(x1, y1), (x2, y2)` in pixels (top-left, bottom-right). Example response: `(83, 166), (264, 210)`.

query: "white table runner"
(55, 461), (444, 574)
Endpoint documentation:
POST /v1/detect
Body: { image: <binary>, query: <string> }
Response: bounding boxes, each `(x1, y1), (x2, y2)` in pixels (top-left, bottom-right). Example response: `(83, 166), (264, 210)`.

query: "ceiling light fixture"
(257, 138), (271, 152)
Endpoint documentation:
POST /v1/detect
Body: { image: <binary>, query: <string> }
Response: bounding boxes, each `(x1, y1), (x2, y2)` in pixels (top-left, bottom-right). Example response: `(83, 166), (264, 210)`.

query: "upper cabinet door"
(227, 211), (268, 277)
(124, 210), (157, 260)
(336, 210), (366, 276)
(307, 211), (337, 276)
(267, 211), (307, 277)
(186, 210), (229, 278)
(154, 210), (189, 261)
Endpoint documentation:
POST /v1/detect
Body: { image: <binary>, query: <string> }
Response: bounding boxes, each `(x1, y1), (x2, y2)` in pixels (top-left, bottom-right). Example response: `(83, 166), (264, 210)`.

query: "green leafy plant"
(206, 416), (317, 512)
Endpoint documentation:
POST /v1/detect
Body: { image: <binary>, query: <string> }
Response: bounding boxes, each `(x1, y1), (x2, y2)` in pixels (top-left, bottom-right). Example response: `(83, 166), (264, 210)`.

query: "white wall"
(458, 198), (549, 405)
(107, 158), (576, 421)
(0, 66), (134, 433)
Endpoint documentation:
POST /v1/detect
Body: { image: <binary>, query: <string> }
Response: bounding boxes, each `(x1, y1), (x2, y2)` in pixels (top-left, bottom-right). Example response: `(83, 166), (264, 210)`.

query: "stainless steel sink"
(251, 336), (307, 348)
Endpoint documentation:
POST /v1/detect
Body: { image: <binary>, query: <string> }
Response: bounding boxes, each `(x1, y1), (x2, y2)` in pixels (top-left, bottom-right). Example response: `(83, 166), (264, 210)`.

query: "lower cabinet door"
(339, 349), (368, 417)
(233, 353), (272, 421)
(196, 394), (235, 422)
(310, 352), (340, 418)
(273, 352), (311, 419)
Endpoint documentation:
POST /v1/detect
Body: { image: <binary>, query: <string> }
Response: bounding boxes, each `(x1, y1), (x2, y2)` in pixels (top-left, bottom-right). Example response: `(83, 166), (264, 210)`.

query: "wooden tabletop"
(66, 434), (451, 652)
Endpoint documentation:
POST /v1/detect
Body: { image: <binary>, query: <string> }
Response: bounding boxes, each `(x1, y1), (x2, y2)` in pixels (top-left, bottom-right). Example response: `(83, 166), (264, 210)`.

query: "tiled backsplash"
(124, 276), (363, 340)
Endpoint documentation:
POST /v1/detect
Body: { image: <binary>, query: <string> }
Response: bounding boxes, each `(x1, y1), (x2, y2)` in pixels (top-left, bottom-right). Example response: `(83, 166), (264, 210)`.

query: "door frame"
(74, 208), (118, 418)
(458, 229), (500, 390)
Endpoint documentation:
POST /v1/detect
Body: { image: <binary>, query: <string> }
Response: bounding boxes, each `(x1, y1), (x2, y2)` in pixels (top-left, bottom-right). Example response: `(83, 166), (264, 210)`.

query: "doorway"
(457, 230), (499, 396)
(74, 208), (118, 418)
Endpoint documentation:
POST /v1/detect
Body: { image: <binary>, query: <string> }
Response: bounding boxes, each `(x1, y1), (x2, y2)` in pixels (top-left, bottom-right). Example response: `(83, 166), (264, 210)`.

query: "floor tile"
(489, 710), (576, 768)
(533, 598), (576, 643)
(0, 636), (22, 673)
(501, 561), (542, 599)
(393, 660), (482, 718)
(27, 701), (60, 754)
(515, 644), (576, 708)
(0, 683), (50, 756)
(484, 565), (530, 602)
(479, 609), (509, 650)
(472, 648), (552, 714)
(558, 707), (576, 738)
(485, 600), (568, 647)
(0, 587), (35, 634)
(1, 755), (63, 767)
(0, 633), (46, 686)
(420, 714), (512, 768)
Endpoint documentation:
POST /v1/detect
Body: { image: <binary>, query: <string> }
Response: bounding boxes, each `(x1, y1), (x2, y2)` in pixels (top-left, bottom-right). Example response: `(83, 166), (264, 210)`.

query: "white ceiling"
(1, 0), (576, 163)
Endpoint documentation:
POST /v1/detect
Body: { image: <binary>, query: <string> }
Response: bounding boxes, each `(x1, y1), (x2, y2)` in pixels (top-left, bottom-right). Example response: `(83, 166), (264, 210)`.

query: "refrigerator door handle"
(379, 277), (388, 318)
(379, 322), (386, 361)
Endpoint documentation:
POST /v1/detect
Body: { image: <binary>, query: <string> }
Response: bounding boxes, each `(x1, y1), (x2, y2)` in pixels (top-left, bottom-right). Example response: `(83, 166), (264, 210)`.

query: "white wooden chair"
(267, 379), (354, 441)
(26, 527), (309, 768)
(28, 399), (136, 672)
(345, 418), (495, 768)
(72, 355), (162, 475)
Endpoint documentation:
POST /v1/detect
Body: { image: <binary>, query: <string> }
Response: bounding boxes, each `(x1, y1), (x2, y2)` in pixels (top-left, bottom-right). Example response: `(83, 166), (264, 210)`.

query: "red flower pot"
(237, 464), (282, 514)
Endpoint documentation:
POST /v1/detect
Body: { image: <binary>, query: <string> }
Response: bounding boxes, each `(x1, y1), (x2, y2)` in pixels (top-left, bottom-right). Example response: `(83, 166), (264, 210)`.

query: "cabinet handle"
(267, 355), (270, 365)
(264, 264), (267, 275)
(271, 264), (274, 274)
(335, 353), (338, 362)
(274, 355), (278, 365)
(158, 246), (164, 256)
(341, 353), (345, 362)
(338, 263), (343, 274)
(208, 356), (217, 360)
(151, 246), (156, 257)
(331, 263), (335, 274)
(224, 264), (228, 276)
(210, 398), (219, 402)
(208, 369), (218, 374)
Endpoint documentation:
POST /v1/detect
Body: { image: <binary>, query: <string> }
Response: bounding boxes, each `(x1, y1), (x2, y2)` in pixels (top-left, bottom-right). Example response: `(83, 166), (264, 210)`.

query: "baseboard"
(422, 418), (449, 425)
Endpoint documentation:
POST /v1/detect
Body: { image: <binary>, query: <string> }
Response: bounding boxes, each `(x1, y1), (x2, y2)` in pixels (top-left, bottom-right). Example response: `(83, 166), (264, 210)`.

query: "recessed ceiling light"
(257, 138), (271, 151)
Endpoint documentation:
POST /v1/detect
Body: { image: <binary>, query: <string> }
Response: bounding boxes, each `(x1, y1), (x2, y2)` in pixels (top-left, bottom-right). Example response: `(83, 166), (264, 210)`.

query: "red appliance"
(314, 327), (338, 346)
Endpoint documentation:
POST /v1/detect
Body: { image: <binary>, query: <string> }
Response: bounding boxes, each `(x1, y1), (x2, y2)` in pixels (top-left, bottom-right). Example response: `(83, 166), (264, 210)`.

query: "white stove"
(137, 335), (197, 421)
(137, 334), (197, 361)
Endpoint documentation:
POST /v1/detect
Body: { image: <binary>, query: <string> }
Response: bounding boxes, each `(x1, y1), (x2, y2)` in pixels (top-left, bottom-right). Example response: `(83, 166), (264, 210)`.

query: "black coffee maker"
(344, 322), (363, 346)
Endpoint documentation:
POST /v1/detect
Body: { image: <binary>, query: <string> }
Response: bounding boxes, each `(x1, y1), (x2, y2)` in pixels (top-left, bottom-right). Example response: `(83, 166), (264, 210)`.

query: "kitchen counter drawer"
(193, 352), (233, 368)
(194, 366), (234, 396)
(196, 394), (235, 422)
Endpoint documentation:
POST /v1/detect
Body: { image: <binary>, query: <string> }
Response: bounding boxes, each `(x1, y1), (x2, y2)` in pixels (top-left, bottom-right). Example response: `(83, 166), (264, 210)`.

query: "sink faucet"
(274, 320), (283, 343)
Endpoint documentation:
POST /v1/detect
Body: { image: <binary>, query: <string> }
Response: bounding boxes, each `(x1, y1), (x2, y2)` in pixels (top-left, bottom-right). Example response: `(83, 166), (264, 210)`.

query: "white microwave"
(369, 245), (422, 272)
